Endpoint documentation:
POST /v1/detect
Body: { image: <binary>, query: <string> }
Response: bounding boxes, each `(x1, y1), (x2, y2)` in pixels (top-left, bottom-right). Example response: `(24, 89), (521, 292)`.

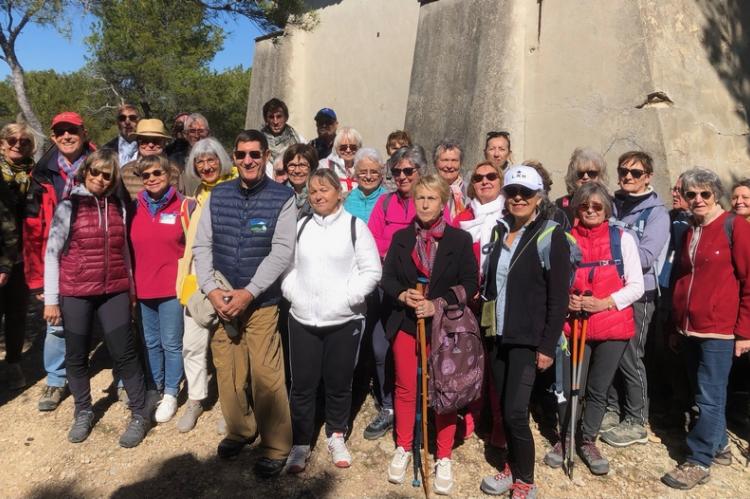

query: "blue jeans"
(684, 336), (733, 467)
(44, 323), (66, 387)
(139, 298), (184, 397)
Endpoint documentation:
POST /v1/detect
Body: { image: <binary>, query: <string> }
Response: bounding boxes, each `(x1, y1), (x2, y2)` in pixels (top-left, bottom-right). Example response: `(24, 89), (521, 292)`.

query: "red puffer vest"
(59, 194), (129, 297)
(565, 222), (634, 341)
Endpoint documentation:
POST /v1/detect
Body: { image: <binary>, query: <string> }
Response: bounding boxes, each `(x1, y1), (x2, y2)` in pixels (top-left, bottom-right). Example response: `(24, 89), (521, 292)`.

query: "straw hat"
(134, 119), (170, 140)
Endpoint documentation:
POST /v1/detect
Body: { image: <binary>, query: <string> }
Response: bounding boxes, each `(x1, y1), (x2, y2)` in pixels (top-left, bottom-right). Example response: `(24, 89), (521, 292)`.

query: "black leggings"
(0, 263), (28, 364)
(490, 342), (538, 484)
(288, 316), (363, 444)
(61, 292), (146, 417)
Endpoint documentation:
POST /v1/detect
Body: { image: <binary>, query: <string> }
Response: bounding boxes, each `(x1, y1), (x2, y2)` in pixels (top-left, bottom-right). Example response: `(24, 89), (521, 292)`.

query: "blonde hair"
(414, 174), (450, 204)
(0, 122), (37, 156)
(466, 161), (503, 199)
(136, 154), (173, 182)
(76, 149), (121, 196)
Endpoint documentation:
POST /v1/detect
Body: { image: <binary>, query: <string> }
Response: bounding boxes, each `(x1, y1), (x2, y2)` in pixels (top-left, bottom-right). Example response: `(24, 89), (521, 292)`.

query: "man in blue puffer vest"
(193, 129), (296, 477)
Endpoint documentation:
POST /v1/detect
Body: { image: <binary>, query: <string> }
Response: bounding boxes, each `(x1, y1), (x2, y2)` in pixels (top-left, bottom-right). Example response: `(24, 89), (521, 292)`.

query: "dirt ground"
(1, 305), (749, 498)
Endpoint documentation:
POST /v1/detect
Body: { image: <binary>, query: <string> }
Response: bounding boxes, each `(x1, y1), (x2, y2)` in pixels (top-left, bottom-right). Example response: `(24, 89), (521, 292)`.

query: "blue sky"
(0, 10), (265, 78)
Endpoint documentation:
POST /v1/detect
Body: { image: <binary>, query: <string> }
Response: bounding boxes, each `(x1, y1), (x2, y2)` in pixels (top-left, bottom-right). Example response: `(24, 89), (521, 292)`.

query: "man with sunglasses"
(600, 150), (669, 448)
(102, 104), (140, 167)
(309, 108), (338, 161)
(193, 129), (295, 477)
(24, 111), (95, 412)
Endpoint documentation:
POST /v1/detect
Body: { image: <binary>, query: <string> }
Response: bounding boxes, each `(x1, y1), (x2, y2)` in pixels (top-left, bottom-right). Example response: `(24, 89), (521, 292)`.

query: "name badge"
(249, 218), (268, 233)
(159, 213), (177, 225)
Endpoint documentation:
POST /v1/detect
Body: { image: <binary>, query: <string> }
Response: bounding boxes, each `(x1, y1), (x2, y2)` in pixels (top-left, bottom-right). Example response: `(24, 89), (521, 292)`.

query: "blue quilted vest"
(210, 176), (293, 307)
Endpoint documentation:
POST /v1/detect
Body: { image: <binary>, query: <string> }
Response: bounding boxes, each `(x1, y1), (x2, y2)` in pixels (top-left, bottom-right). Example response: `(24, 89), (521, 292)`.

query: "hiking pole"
(415, 277), (430, 496)
(566, 290), (582, 479)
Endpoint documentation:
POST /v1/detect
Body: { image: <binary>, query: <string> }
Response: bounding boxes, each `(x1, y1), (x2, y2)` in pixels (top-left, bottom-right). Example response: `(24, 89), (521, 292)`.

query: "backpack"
(428, 285), (484, 415)
(297, 213), (357, 248)
(535, 219), (583, 286)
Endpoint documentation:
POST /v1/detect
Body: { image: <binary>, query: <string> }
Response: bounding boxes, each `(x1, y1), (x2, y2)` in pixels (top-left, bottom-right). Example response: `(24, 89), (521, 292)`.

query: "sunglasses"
(338, 144), (358, 153)
(138, 137), (164, 146)
(88, 167), (112, 181)
(576, 170), (600, 180)
(391, 167), (418, 178)
(52, 126), (81, 137)
(5, 137), (32, 148)
(117, 114), (138, 122)
(503, 185), (538, 198)
(578, 201), (605, 213)
(141, 169), (164, 181)
(684, 190), (713, 201)
(617, 166), (647, 179)
(234, 150), (263, 160)
(274, 169), (287, 176)
(472, 172), (500, 183)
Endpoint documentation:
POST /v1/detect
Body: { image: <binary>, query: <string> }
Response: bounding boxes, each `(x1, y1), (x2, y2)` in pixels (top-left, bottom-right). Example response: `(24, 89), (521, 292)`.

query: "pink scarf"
(411, 217), (446, 279)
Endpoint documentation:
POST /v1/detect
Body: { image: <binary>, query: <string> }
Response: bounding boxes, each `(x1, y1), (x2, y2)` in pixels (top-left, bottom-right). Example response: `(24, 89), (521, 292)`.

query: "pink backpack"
(428, 285), (485, 414)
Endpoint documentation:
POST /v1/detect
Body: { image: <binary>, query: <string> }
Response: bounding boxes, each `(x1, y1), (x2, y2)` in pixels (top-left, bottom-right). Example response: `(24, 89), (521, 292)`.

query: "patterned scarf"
(0, 156), (33, 195)
(411, 217), (447, 279)
(58, 151), (88, 200)
(450, 178), (466, 218)
(262, 124), (302, 162)
(141, 186), (175, 216)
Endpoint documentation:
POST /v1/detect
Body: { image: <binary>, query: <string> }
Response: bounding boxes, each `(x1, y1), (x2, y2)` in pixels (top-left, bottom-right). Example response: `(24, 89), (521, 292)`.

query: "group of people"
(1, 96), (749, 497)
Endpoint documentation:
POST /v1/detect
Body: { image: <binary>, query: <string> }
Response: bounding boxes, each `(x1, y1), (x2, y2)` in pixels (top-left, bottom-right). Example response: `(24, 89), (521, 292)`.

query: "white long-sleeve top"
(610, 231), (645, 310)
(282, 205), (381, 327)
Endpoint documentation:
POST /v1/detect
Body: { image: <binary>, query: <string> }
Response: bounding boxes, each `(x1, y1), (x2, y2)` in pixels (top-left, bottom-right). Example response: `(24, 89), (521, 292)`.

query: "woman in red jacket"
(662, 167), (750, 490)
(129, 154), (186, 424)
(43, 149), (149, 447)
(543, 182), (644, 476)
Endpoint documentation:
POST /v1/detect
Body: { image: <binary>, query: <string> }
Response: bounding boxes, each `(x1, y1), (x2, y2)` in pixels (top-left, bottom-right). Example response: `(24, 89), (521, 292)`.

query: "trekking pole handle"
(580, 290), (593, 319)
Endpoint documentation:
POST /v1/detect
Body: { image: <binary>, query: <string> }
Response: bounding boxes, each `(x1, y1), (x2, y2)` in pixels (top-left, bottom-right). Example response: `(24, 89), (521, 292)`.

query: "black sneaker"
(217, 436), (255, 459)
(68, 410), (95, 443)
(254, 457), (286, 478)
(119, 414), (150, 448)
(363, 408), (394, 440)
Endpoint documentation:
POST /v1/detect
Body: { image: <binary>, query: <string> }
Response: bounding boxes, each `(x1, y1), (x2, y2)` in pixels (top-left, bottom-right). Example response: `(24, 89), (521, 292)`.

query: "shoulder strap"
(350, 215), (357, 249)
(609, 225), (625, 278)
(296, 214), (313, 242)
(724, 213), (736, 250)
(61, 197), (79, 255)
(179, 198), (196, 235)
(536, 220), (559, 270)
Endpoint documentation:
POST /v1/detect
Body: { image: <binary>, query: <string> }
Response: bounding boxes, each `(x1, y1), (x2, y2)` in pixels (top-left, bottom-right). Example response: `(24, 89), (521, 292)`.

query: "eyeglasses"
(234, 150), (263, 160)
(578, 201), (605, 213)
(286, 162), (310, 171)
(391, 167), (418, 178)
(503, 185), (538, 199)
(88, 168), (112, 181)
(187, 128), (208, 136)
(617, 166), (647, 179)
(52, 126), (81, 137)
(576, 170), (600, 180)
(471, 172), (500, 183)
(338, 144), (358, 153)
(195, 157), (219, 167)
(684, 190), (713, 201)
(5, 136), (32, 148)
(141, 169), (164, 181)
(117, 114), (138, 122)
(357, 169), (381, 178)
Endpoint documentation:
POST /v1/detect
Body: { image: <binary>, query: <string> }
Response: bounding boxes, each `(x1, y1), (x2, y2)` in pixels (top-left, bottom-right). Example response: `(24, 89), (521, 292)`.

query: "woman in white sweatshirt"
(281, 168), (381, 472)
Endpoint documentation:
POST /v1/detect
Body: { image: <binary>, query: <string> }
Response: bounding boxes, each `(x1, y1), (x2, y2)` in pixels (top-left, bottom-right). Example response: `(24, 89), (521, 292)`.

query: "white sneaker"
(327, 432), (352, 468)
(388, 446), (412, 484)
(434, 457), (454, 495)
(154, 394), (178, 423)
(285, 445), (311, 474)
(216, 418), (227, 435)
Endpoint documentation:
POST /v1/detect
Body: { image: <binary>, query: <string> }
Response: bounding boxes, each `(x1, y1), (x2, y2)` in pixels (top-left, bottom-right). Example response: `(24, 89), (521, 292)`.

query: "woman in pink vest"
(129, 154), (186, 424)
(43, 149), (149, 447)
(546, 182), (643, 476)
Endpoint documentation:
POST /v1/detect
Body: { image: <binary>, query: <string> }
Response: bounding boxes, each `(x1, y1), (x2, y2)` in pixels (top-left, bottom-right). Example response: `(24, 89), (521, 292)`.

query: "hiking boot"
(154, 394), (178, 423)
(285, 445), (311, 474)
(217, 437), (253, 459)
(661, 462), (710, 490)
(327, 432), (352, 468)
(480, 463), (513, 496)
(543, 438), (568, 468)
(600, 418), (647, 447)
(387, 446), (411, 484)
(7, 363), (26, 390)
(68, 410), (95, 443)
(119, 414), (150, 448)
(511, 480), (538, 499)
(579, 440), (609, 475)
(38, 385), (66, 412)
(713, 444), (732, 466)
(363, 408), (394, 440)
(254, 457), (286, 478)
(176, 399), (204, 433)
(433, 458), (454, 495)
(600, 410), (620, 433)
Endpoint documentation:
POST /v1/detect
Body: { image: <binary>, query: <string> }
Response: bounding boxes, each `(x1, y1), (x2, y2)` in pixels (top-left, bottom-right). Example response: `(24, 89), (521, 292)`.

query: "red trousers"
(393, 330), (456, 459)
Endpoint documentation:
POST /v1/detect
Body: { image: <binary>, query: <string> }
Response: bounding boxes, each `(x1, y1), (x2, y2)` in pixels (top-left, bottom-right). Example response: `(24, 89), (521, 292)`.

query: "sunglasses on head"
(503, 185), (538, 199)
(338, 144), (358, 153)
(391, 166), (418, 178)
(617, 166), (647, 179)
(578, 201), (605, 213)
(5, 136), (32, 148)
(471, 172), (500, 183)
(52, 126), (81, 137)
(117, 114), (138, 122)
(234, 150), (263, 160)
(684, 190), (713, 201)
(88, 167), (112, 181)
(576, 170), (600, 180)
(140, 169), (164, 181)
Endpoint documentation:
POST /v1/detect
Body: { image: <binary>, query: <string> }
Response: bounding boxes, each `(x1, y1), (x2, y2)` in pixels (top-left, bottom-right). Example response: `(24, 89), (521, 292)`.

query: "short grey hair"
(332, 126), (363, 152)
(184, 137), (233, 185)
(389, 144), (428, 171)
(564, 147), (608, 195)
(354, 147), (384, 172)
(186, 113), (210, 131)
(433, 139), (463, 165)
(570, 182), (614, 219)
(680, 167), (724, 200)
